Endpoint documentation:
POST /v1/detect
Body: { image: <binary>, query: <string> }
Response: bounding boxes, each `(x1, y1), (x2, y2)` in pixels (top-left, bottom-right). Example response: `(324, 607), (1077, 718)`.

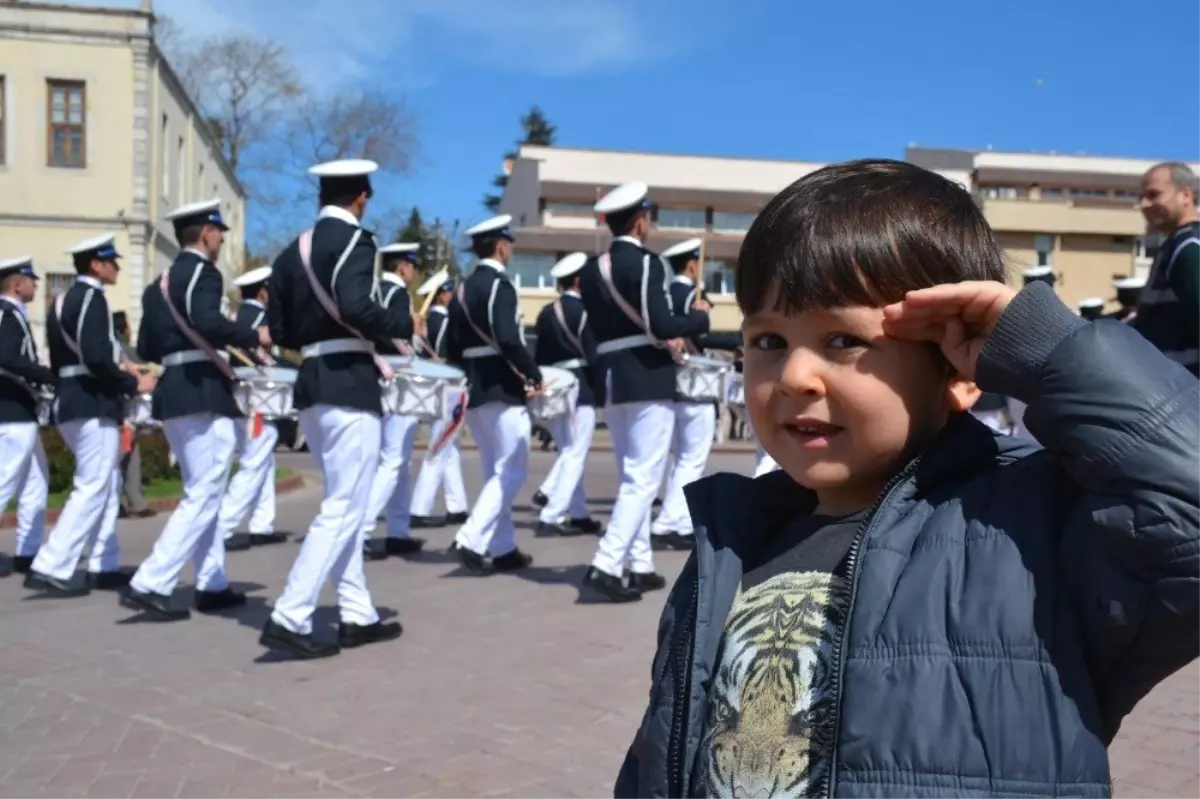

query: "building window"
(1034, 234), (1054, 267)
(711, 211), (757, 233)
(657, 207), (706, 231)
(197, 162), (205, 200)
(544, 201), (594, 216)
(44, 273), (75, 316)
(160, 114), (169, 199)
(1041, 187), (1064, 199)
(703, 259), (735, 295)
(177, 135), (185, 199)
(47, 80), (86, 168)
(1114, 189), (1139, 202)
(981, 186), (1023, 200)
(1070, 188), (1109, 198)
(509, 251), (556, 290)
(1136, 233), (1165, 260)
(0, 75), (6, 166)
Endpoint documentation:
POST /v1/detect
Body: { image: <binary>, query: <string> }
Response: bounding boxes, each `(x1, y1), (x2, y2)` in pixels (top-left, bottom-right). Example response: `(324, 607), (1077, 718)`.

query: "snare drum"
(529, 366), (578, 423)
(676, 355), (730, 402)
(124, 393), (158, 428)
(725, 372), (747, 419)
(382, 358), (468, 421)
(35, 386), (55, 428)
(233, 366), (299, 420)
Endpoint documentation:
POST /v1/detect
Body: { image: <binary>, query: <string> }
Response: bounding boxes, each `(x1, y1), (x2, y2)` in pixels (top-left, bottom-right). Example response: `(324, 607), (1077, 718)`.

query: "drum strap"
(455, 283), (535, 387)
(298, 228), (399, 380)
(552, 300), (586, 358)
(157, 270), (237, 380)
(597, 253), (683, 364)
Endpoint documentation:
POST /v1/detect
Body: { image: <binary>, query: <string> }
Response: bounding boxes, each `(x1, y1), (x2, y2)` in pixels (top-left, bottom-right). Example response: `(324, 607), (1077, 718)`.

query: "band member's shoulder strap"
(157, 268), (236, 379)
(552, 300), (585, 356)
(597, 251), (682, 362)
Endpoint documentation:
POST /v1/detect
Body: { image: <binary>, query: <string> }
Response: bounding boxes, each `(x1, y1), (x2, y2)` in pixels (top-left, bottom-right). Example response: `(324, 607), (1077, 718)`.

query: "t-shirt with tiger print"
(697, 508), (866, 798)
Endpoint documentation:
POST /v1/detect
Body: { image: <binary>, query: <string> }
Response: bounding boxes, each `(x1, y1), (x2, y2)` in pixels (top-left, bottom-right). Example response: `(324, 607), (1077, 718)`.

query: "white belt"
(463, 345), (499, 359)
(553, 358), (587, 370)
(59, 365), (92, 378)
(596, 334), (654, 355)
(301, 339), (375, 359)
(161, 349), (223, 367)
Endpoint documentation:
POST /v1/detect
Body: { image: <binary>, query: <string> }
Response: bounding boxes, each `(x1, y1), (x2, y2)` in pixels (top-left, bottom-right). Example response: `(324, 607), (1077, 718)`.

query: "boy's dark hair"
(112, 310), (129, 335)
(604, 207), (645, 237)
(177, 223), (205, 248)
(472, 238), (502, 259)
(318, 176), (373, 209)
(736, 159), (1007, 315)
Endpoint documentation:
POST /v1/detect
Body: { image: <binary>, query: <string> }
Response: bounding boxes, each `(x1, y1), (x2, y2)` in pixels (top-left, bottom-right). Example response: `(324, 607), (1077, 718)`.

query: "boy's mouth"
(783, 418), (843, 448)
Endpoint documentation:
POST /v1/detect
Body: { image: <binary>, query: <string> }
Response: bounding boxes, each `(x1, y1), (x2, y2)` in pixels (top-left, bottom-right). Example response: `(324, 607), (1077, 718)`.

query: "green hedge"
(42, 428), (181, 494)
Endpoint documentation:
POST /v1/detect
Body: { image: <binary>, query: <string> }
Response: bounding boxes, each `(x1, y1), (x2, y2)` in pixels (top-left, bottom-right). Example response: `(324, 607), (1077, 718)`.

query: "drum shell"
(382, 360), (468, 421)
(233, 369), (298, 420)
(123, 393), (158, 428)
(35, 387), (54, 428)
(676, 357), (728, 402)
(529, 367), (578, 423)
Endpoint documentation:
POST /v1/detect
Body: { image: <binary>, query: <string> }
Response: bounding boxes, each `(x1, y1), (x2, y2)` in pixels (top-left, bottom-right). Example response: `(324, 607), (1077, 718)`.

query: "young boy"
(614, 160), (1199, 798)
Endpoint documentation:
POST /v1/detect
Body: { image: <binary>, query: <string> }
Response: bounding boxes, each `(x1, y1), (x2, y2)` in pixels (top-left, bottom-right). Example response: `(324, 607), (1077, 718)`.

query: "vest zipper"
(667, 575), (699, 797)
(824, 457), (921, 798)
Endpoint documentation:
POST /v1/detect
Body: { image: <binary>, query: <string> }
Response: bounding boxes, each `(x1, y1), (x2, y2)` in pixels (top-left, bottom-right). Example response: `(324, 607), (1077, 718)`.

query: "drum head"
(540, 366), (578, 389)
(405, 359), (467, 381)
(234, 366), (299, 383)
(682, 355), (730, 369)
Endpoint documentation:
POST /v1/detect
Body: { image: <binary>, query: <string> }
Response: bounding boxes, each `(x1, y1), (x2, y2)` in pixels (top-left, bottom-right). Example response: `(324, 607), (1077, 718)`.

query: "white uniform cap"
(378, 242), (421, 255)
(1078, 297), (1104, 308)
(308, 159), (379, 178)
(1113, 275), (1146, 290)
(594, 181), (650, 215)
(465, 214), (515, 239)
(0, 255), (35, 275)
(660, 238), (703, 261)
(1022, 266), (1054, 278)
(165, 197), (229, 230)
(417, 268), (451, 297)
(233, 266), (273, 287)
(549, 252), (588, 279)
(66, 233), (117, 256)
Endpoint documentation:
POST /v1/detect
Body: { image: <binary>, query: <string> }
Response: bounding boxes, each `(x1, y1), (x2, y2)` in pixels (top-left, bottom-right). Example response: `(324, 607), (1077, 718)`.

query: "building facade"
(0, 0), (246, 346)
(500, 144), (1199, 332)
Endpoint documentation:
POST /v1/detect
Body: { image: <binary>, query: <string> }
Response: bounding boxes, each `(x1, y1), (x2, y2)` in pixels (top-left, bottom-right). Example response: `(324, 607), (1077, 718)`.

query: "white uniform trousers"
(130, 414), (235, 595)
(652, 402), (715, 537)
(272, 405), (380, 635)
(591, 401), (674, 578)
(409, 418), (468, 517)
(0, 422), (48, 557)
(360, 413), (419, 540)
(218, 420), (278, 538)
(454, 403), (530, 558)
(538, 405), (595, 524)
(32, 419), (122, 581)
(754, 445), (780, 477)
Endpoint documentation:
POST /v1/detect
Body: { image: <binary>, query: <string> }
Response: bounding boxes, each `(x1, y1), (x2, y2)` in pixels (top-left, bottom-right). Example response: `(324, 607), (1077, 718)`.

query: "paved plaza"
(0, 445), (1195, 798)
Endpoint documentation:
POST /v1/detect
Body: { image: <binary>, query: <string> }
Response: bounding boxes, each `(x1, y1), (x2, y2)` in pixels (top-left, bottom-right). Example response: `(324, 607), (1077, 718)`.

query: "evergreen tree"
(484, 105), (556, 211)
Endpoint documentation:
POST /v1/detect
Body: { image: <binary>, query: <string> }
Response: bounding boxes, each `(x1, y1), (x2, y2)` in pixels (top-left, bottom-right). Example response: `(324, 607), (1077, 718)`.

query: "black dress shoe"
(455, 546), (494, 576)
(133, 508), (158, 519)
(583, 567), (641, 603)
(409, 515), (444, 529)
(118, 587), (190, 621)
(338, 620), (403, 649)
(249, 532), (288, 546)
(224, 536), (251, 552)
(629, 572), (668, 592)
(531, 490), (549, 508)
(259, 619), (339, 659)
(362, 541), (389, 561)
(492, 549), (533, 572)
(650, 531), (696, 551)
(11, 555), (34, 574)
(568, 517), (604, 535)
(652, 498), (663, 510)
(87, 571), (132, 591)
(384, 537), (425, 556)
(445, 511), (468, 525)
(535, 520), (573, 537)
(195, 588), (247, 613)
(23, 571), (90, 598)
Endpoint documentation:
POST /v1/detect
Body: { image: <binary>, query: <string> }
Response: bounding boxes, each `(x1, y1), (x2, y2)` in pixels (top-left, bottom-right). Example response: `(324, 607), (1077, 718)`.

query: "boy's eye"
(749, 332), (786, 351)
(827, 334), (868, 350)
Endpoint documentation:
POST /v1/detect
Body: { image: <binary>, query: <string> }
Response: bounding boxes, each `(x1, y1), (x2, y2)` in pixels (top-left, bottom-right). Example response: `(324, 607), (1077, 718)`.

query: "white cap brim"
(465, 214), (513, 238)
(309, 159), (379, 178)
(416, 268), (450, 296)
(594, 181), (649, 214)
(549, 252), (588, 279)
(234, 266), (273, 287)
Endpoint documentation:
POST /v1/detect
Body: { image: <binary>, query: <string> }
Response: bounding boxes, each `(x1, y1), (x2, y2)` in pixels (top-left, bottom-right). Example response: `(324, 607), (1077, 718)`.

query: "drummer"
(0, 256), (54, 574)
(27, 235), (155, 598)
(409, 275), (469, 529)
(578, 183), (711, 603)
(531, 252), (603, 536)
(650, 238), (742, 551)
(218, 266), (287, 552)
(359, 241), (426, 559)
(446, 214), (542, 575)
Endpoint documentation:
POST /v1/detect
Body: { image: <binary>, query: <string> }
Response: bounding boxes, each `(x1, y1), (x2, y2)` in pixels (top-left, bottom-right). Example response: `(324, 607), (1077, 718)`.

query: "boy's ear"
(945, 374), (982, 412)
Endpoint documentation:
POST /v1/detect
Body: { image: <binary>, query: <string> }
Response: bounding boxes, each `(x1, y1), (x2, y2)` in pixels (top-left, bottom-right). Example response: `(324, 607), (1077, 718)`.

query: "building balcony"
(981, 196), (1147, 236)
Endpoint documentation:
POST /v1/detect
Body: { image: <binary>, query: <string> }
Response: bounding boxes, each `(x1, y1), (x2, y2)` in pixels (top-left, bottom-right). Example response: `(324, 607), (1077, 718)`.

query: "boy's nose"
(778, 349), (825, 397)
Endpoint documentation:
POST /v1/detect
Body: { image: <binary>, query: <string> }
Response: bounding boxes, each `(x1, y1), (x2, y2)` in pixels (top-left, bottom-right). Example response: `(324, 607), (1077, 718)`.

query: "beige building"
(500, 144), (1199, 331)
(0, 0), (246, 347)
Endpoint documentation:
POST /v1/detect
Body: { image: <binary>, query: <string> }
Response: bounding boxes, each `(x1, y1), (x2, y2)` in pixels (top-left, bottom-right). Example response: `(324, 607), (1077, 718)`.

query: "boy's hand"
(882, 281), (1017, 380)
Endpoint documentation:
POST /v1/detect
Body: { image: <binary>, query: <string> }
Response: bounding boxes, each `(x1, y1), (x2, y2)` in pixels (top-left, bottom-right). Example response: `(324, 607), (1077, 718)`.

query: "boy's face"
(742, 300), (953, 514)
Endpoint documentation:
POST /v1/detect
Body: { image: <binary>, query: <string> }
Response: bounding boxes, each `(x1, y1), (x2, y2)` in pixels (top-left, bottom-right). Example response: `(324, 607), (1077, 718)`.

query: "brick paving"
(0, 446), (1194, 797)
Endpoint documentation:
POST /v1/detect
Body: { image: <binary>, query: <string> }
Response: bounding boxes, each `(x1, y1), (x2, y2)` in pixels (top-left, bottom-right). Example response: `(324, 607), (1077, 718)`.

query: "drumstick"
(227, 346), (266, 373)
(277, 348), (303, 365)
(419, 267), (450, 317)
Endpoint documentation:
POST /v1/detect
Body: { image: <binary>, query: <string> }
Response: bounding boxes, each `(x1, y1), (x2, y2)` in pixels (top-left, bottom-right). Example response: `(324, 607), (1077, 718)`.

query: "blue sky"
(109, 0), (1199, 249)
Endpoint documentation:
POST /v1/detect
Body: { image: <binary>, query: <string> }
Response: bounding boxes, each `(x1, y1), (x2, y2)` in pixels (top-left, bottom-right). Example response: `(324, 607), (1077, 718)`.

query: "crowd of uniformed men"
(0, 158), (1195, 659)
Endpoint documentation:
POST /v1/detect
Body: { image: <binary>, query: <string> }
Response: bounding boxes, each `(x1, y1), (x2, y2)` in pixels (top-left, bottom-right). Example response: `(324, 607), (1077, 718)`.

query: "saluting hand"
(881, 281), (1017, 381)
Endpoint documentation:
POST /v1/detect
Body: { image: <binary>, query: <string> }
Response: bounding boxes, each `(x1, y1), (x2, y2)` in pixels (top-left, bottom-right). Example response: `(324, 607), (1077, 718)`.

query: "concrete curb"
(0, 473), (306, 530)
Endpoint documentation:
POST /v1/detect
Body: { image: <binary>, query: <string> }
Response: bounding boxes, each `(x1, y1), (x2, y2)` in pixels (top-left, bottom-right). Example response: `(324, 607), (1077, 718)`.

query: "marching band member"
(1078, 298), (1105, 321)
(650, 238), (741, 550)
(218, 266), (286, 551)
(0, 256), (53, 574)
(28, 236), (153, 597)
(446, 214), (541, 575)
(578, 183), (710, 602)
(409, 276), (469, 529)
(531, 252), (603, 536)
(122, 200), (265, 620)
(262, 158), (405, 658)
(360, 242), (425, 559)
